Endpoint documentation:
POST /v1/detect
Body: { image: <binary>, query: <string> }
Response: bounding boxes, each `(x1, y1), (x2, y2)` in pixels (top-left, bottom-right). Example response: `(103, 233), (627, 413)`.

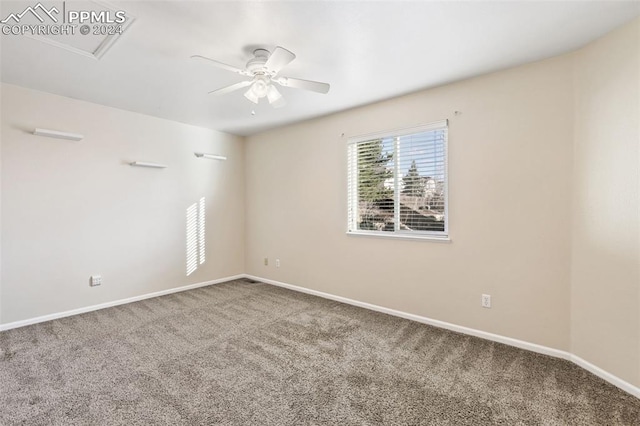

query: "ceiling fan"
(192, 46), (330, 108)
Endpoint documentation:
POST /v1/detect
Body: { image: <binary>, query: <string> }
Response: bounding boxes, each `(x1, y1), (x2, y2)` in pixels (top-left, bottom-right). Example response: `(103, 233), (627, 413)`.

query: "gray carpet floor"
(1, 279), (638, 425)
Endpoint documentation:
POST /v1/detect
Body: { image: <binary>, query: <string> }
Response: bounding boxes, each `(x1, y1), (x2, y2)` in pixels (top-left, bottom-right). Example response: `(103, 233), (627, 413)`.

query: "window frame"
(346, 120), (449, 242)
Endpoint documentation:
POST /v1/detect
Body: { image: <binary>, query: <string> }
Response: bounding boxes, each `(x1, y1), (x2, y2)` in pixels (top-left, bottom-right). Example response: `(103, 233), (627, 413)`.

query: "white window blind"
(347, 120), (448, 239)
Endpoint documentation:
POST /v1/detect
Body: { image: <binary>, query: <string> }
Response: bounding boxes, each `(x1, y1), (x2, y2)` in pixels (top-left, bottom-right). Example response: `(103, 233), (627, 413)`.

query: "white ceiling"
(1, 1), (638, 136)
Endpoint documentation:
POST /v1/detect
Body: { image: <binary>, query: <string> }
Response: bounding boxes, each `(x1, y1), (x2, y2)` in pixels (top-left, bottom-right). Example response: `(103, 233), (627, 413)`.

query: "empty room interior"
(1, 1), (639, 424)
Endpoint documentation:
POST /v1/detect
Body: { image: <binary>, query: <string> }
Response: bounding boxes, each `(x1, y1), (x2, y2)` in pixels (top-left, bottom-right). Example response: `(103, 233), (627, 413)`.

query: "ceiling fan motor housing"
(246, 49), (272, 74)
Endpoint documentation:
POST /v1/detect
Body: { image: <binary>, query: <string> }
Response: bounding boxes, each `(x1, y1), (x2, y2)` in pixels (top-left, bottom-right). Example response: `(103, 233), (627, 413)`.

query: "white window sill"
(346, 231), (451, 243)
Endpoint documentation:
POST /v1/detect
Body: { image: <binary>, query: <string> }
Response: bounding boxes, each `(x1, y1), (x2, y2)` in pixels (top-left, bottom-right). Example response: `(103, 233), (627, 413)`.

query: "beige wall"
(0, 84), (3, 324)
(0, 84), (245, 324)
(571, 19), (640, 387)
(245, 55), (575, 351)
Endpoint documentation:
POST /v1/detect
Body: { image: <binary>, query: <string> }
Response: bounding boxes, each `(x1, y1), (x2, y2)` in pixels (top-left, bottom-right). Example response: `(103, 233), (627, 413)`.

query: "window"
(347, 120), (448, 240)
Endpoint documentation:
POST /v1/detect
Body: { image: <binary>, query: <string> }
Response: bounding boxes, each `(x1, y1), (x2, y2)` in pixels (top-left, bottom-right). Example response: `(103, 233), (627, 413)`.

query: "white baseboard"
(0, 274), (245, 332)
(245, 274), (640, 399)
(569, 354), (640, 399)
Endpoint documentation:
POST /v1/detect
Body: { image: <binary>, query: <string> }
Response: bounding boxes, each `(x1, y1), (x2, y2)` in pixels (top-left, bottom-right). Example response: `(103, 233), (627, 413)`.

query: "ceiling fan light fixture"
(244, 87), (259, 104)
(266, 85), (283, 105)
(252, 77), (269, 98)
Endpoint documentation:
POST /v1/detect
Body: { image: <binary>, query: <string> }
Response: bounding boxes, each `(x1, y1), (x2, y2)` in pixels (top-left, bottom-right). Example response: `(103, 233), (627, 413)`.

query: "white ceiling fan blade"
(191, 55), (252, 76)
(208, 80), (253, 96)
(275, 76), (330, 94)
(264, 47), (296, 74)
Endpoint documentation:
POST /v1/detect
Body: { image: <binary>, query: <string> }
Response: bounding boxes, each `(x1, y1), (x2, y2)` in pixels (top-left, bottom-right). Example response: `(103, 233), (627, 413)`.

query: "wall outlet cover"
(482, 294), (491, 308)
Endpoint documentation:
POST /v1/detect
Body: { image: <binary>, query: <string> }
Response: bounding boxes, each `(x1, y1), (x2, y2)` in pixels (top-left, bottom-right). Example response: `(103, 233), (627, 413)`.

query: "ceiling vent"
(15, 1), (135, 60)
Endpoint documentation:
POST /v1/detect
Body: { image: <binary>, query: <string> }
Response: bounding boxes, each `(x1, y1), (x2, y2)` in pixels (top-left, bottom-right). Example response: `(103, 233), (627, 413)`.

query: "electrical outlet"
(90, 275), (102, 287)
(482, 294), (491, 308)
(264, 258), (268, 266)
(275, 259), (280, 268)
